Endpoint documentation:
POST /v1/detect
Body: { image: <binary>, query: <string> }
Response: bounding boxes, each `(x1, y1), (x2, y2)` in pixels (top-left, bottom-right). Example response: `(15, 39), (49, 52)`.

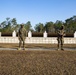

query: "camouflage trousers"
(57, 37), (64, 50)
(18, 36), (26, 48)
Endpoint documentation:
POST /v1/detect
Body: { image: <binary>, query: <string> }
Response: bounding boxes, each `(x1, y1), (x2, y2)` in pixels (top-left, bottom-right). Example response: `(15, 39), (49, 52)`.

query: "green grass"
(0, 50), (76, 75)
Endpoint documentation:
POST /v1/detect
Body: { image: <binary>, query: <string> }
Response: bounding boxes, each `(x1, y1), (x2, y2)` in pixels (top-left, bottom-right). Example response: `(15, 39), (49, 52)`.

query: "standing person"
(57, 25), (65, 50)
(18, 24), (27, 50)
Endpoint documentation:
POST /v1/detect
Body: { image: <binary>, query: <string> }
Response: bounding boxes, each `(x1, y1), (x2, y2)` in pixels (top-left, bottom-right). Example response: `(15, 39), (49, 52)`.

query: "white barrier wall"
(0, 37), (76, 44)
(43, 31), (47, 38)
(28, 31), (32, 38)
(74, 31), (76, 38)
(0, 32), (1, 37)
(0, 31), (76, 44)
(12, 30), (16, 37)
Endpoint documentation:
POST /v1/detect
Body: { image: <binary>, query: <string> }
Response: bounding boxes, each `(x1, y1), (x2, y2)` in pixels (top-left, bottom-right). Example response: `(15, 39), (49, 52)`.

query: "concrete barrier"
(0, 37), (76, 44)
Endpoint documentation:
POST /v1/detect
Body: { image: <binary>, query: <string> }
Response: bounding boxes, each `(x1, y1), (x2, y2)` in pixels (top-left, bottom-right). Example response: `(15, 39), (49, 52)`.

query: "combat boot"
(23, 47), (25, 50)
(61, 45), (64, 51)
(57, 48), (60, 51)
(61, 48), (64, 51)
(18, 48), (21, 50)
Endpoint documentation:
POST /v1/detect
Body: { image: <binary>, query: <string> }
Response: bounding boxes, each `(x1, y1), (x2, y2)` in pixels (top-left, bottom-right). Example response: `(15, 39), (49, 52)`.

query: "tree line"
(0, 15), (76, 33)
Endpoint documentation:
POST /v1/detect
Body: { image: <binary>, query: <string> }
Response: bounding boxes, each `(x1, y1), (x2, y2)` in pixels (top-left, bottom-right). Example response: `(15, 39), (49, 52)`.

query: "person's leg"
(61, 38), (64, 50)
(18, 39), (22, 50)
(22, 38), (25, 50)
(57, 39), (60, 50)
(23, 40), (25, 50)
(19, 40), (22, 48)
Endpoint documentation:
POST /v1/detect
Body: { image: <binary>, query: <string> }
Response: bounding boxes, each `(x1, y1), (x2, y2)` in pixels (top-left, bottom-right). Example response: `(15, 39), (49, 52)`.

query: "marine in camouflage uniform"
(57, 25), (65, 50)
(18, 24), (27, 50)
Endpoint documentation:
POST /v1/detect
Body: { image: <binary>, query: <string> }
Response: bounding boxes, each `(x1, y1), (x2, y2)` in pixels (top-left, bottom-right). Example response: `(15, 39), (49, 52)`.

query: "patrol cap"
(21, 23), (24, 28)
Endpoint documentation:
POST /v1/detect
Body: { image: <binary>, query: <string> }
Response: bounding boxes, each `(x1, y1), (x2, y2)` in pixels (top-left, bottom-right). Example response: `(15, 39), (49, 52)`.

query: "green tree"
(24, 21), (32, 31)
(11, 18), (17, 26)
(34, 23), (44, 32)
(54, 20), (64, 32)
(44, 21), (54, 33)
(1, 21), (6, 28)
(11, 18), (17, 31)
(65, 16), (76, 33)
(4, 17), (12, 32)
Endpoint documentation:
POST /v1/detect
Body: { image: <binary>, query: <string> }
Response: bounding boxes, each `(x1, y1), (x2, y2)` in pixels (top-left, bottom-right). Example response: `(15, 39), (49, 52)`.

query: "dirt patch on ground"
(0, 43), (76, 48)
(0, 50), (76, 75)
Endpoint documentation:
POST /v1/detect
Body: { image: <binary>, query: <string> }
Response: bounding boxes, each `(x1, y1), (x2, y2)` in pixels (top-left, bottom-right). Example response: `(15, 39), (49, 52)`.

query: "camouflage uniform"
(18, 24), (27, 50)
(57, 25), (65, 50)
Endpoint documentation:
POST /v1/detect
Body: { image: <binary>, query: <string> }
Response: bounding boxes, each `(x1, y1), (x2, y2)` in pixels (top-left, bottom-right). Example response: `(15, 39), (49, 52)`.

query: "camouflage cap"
(21, 23), (24, 28)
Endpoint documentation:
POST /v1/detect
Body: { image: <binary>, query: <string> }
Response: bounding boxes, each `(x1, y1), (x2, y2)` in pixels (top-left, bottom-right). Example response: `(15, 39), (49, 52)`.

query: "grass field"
(0, 44), (76, 75)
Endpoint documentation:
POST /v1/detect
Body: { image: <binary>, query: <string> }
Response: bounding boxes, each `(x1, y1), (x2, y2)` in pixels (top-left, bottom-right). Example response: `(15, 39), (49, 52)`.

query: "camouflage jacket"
(57, 29), (65, 39)
(18, 28), (27, 38)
